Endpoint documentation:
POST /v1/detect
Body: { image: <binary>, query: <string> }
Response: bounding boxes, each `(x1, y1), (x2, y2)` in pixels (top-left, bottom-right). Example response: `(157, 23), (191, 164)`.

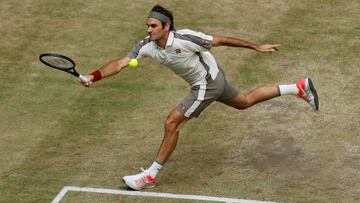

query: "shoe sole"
(122, 178), (155, 190)
(307, 78), (319, 111)
(122, 178), (140, 190)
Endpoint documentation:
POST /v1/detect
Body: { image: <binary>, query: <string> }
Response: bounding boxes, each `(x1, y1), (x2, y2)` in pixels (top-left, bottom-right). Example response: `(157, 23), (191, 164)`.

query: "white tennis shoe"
(122, 168), (156, 190)
(296, 78), (319, 111)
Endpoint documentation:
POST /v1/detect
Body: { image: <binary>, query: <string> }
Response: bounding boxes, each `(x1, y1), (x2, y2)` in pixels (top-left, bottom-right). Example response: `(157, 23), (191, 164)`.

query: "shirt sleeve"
(176, 29), (213, 52)
(127, 37), (151, 60)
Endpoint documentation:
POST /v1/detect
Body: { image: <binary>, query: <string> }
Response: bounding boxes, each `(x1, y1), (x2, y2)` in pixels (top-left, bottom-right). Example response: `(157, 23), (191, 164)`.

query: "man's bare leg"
(122, 108), (189, 190)
(223, 86), (280, 109)
(224, 78), (319, 110)
(156, 108), (189, 164)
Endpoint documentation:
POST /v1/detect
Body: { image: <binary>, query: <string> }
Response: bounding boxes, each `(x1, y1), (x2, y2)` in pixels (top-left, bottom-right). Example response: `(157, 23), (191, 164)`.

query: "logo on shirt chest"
(175, 48), (182, 54)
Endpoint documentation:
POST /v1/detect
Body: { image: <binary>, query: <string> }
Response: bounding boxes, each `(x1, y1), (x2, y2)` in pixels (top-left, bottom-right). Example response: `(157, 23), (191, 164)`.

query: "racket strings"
(41, 56), (74, 69)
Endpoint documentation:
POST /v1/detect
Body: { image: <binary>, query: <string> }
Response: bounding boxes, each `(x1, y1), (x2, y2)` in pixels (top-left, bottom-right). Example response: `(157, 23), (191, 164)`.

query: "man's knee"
(235, 103), (251, 110)
(164, 115), (180, 133)
(224, 94), (252, 110)
(164, 116), (177, 132)
(164, 110), (188, 133)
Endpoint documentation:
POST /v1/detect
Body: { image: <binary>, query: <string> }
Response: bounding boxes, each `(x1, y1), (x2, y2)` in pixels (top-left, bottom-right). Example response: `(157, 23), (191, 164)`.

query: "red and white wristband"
(90, 70), (102, 82)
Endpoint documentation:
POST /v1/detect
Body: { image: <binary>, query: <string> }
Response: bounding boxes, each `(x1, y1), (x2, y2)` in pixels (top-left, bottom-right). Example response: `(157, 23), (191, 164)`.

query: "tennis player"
(81, 5), (318, 190)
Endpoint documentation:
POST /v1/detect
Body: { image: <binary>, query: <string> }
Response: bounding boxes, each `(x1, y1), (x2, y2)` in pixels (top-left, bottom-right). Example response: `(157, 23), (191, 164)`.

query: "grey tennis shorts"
(176, 68), (239, 118)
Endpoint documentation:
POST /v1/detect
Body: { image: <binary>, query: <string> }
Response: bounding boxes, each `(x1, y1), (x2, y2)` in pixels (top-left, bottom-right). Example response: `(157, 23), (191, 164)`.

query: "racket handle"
(78, 74), (89, 82)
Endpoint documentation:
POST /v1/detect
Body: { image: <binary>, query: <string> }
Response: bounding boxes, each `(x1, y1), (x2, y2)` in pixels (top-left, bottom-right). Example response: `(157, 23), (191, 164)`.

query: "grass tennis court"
(1, 0), (359, 202)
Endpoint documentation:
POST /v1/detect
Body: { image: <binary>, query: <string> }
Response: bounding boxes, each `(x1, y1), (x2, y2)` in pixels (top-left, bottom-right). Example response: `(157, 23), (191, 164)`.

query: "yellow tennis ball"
(128, 58), (138, 68)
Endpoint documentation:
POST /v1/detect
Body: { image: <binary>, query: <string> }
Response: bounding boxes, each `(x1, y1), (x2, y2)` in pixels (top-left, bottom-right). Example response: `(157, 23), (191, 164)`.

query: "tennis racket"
(39, 53), (88, 82)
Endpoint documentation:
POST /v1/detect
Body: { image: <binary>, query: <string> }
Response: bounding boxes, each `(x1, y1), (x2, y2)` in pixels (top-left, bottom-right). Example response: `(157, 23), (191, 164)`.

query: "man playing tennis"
(81, 5), (318, 190)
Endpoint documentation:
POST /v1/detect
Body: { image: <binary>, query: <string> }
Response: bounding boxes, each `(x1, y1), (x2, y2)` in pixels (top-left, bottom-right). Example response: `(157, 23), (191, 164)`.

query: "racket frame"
(39, 53), (88, 82)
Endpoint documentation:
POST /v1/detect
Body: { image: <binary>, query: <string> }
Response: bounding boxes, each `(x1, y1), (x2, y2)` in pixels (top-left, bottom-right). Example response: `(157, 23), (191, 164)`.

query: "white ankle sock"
(148, 161), (163, 178)
(278, 84), (299, 96)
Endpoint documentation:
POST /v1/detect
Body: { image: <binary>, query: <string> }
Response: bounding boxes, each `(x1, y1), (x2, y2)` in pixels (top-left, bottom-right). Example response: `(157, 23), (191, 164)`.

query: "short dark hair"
(150, 4), (175, 31)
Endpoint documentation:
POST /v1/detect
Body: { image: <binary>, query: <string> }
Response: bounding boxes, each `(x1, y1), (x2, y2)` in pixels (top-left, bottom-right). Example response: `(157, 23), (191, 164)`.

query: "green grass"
(1, 0), (360, 202)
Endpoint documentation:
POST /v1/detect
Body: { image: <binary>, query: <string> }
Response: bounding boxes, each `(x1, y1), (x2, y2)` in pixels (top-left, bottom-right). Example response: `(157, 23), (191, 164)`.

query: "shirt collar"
(166, 31), (174, 47)
(154, 31), (174, 49)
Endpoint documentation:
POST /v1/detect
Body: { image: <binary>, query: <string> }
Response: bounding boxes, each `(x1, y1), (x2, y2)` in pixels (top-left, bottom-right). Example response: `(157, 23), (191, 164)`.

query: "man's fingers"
(273, 44), (280, 51)
(267, 44), (280, 52)
(78, 79), (92, 87)
(257, 44), (281, 52)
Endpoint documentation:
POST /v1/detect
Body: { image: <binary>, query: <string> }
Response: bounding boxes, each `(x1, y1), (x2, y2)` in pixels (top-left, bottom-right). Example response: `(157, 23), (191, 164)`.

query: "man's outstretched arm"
(212, 35), (280, 53)
(80, 57), (130, 87)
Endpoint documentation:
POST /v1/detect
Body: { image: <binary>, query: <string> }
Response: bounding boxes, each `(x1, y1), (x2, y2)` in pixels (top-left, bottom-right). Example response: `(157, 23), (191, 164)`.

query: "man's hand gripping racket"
(39, 53), (92, 86)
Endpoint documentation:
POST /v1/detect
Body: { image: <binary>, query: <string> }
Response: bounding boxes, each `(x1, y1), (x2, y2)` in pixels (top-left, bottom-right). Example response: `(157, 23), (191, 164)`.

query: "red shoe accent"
(134, 175), (156, 188)
(145, 175), (156, 185)
(296, 79), (305, 97)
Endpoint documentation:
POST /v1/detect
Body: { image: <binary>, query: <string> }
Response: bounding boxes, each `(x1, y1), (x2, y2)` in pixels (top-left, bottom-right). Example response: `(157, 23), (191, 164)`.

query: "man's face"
(146, 18), (169, 41)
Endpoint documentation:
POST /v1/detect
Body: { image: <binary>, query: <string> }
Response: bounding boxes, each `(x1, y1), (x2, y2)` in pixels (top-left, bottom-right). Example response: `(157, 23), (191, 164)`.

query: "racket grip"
(78, 74), (89, 82)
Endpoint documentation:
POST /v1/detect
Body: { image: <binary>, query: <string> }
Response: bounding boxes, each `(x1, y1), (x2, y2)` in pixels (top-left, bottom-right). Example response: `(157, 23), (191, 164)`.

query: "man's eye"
(146, 24), (157, 29)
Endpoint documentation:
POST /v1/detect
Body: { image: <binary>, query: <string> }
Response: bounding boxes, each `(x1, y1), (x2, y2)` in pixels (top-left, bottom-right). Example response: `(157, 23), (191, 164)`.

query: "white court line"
(52, 186), (278, 203)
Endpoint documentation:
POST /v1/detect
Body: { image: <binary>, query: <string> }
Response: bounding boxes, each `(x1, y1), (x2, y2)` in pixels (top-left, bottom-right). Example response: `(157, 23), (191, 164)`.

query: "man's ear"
(165, 22), (170, 31)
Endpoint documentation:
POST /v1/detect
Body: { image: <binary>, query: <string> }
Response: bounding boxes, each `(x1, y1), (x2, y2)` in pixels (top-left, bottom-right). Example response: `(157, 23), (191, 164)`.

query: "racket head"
(39, 53), (76, 71)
